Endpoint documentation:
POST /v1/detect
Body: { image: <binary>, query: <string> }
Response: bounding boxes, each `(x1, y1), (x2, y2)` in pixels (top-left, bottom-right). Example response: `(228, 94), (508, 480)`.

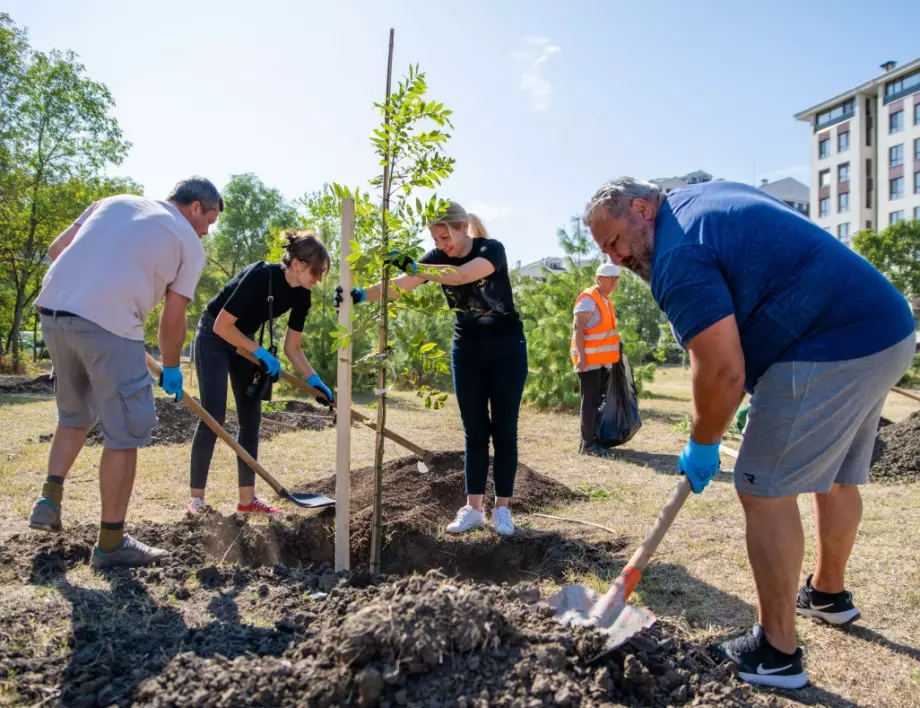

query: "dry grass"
(1, 365), (919, 706)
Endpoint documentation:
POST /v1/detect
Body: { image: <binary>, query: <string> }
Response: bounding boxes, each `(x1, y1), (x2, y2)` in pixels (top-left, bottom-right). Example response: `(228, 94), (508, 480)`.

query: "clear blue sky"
(7, 0), (920, 265)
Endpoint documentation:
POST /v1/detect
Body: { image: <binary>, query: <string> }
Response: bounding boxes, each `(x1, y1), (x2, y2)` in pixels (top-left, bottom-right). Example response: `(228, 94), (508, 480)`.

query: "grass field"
(1, 365), (919, 707)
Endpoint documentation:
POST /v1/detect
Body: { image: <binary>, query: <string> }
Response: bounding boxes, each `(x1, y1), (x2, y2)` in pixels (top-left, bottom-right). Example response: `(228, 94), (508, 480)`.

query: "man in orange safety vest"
(571, 262), (621, 456)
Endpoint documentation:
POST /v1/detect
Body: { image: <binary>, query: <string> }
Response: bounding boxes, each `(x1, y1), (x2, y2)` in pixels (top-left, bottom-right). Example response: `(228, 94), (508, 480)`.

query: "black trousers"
(578, 367), (609, 447)
(189, 312), (262, 489)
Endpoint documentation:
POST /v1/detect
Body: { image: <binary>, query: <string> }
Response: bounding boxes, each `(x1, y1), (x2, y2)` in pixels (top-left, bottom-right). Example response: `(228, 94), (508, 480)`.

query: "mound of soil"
(293, 451), (608, 580)
(0, 373), (54, 394)
(871, 411), (920, 484)
(81, 398), (332, 446)
(0, 527), (752, 707)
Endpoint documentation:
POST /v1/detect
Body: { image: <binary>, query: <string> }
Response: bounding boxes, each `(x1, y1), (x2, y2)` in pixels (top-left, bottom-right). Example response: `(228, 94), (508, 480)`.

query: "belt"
(38, 307), (80, 318)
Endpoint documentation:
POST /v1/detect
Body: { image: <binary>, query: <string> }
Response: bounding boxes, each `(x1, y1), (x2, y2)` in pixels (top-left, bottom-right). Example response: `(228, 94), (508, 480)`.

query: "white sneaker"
(445, 505), (486, 534)
(187, 497), (206, 516)
(492, 506), (515, 536)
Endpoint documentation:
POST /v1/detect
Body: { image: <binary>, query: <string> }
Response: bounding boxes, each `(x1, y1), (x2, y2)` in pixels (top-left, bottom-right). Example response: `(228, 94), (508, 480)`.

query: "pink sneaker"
(237, 496), (280, 516)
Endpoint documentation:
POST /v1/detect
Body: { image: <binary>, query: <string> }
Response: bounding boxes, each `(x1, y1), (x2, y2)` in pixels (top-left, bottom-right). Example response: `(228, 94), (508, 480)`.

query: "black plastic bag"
(595, 354), (642, 448)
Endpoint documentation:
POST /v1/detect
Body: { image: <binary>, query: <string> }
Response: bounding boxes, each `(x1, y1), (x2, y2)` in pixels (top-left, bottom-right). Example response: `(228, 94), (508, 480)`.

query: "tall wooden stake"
(370, 28), (395, 576)
(335, 197), (356, 572)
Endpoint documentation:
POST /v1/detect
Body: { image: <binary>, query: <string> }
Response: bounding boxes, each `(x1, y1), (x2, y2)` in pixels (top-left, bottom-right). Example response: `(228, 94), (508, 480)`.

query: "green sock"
(98, 521), (125, 553)
(41, 475), (65, 507)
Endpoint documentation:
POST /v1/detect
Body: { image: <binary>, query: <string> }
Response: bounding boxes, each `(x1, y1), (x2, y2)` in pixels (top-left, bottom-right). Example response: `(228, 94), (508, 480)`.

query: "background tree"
(853, 220), (920, 301)
(556, 214), (597, 295)
(0, 15), (134, 369)
(207, 173), (302, 280)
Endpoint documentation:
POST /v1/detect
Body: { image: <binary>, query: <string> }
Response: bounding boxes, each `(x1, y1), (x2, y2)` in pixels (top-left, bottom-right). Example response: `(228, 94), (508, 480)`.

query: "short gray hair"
(583, 177), (661, 224)
(167, 176), (224, 212)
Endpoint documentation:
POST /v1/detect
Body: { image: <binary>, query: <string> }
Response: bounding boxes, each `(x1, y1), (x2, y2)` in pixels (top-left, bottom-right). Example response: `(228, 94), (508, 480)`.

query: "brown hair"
(279, 230), (330, 276)
(433, 201), (490, 239)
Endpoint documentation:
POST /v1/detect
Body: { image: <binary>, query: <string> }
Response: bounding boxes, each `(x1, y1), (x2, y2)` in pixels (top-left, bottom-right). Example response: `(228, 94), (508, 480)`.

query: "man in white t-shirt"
(570, 262), (621, 456)
(28, 176), (222, 568)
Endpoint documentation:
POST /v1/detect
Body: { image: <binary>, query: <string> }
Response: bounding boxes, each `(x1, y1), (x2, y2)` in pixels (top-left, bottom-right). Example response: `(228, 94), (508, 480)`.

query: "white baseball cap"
(596, 263), (620, 277)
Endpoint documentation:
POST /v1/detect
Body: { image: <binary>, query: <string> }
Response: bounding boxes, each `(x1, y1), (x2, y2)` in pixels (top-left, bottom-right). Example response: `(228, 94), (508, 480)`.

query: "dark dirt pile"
(294, 451), (618, 580)
(0, 526), (753, 707)
(80, 398), (332, 446)
(871, 411), (920, 484)
(0, 373), (54, 394)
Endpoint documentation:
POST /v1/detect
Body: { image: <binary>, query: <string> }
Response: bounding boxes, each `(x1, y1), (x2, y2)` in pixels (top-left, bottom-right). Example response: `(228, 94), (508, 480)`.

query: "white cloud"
(467, 201), (512, 222)
(514, 37), (562, 112)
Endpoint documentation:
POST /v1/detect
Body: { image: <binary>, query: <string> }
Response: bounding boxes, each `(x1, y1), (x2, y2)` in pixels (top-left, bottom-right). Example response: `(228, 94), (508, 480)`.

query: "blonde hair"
(434, 201), (490, 239)
(279, 230), (330, 276)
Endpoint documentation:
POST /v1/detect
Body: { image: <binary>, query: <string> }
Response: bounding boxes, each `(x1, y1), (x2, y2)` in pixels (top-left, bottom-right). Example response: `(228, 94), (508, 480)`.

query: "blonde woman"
(337, 203), (527, 536)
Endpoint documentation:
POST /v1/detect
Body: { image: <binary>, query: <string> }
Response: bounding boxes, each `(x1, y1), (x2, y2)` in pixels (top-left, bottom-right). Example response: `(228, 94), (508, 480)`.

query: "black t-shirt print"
(419, 238), (524, 342)
(207, 262), (312, 335)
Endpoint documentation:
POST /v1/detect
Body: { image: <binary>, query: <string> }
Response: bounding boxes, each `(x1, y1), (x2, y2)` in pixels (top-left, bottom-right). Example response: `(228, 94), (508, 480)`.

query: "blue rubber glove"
(678, 439), (721, 494)
(253, 346), (281, 377)
(307, 373), (335, 405)
(334, 285), (366, 309)
(159, 365), (183, 402)
(383, 249), (418, 275)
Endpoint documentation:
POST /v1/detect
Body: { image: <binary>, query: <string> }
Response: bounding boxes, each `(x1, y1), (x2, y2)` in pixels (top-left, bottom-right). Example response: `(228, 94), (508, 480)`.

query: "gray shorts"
(735, 334), (916, 497)
(41, 313), (157, 449)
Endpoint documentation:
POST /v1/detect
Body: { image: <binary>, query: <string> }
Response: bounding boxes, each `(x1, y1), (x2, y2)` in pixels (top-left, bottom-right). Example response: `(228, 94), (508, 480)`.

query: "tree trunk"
(370, 28), (395, 576)
(10, 286), (25, 371)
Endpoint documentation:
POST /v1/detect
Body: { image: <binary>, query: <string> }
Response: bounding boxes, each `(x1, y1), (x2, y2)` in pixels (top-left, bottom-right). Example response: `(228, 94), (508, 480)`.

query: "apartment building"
(795, 58), (920, 244)
(760, 177), (810, 217)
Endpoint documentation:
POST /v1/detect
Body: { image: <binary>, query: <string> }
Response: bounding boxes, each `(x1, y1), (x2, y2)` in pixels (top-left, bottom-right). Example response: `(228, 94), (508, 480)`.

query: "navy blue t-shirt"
(419, 238), (524, 342)
(651, 181), (914, 393)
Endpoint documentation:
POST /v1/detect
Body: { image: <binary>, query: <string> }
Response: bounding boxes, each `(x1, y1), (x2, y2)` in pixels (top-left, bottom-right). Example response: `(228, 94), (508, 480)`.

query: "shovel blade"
(539, 585), (656, 649)
(282, 490), (335, 509)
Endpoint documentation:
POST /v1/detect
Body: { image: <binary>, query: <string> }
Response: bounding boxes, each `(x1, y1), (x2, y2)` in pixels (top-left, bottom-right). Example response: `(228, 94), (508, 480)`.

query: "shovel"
(145, 354), (334, 509)
(235, 347), (436, 465)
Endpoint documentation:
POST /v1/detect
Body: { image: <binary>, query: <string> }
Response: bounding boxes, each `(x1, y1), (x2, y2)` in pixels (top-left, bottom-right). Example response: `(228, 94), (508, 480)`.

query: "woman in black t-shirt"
(338, 202), (528, 537)
(187, 231), (333, 517)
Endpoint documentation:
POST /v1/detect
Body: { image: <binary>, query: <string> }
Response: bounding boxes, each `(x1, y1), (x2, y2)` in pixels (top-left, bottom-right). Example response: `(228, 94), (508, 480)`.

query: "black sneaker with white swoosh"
(796, 573), (861, 625)
(712, 624), (807, 690)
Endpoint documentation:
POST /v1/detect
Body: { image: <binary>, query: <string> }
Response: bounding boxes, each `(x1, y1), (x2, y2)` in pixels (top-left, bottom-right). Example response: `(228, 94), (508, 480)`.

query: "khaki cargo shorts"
(41, 312), (157, 449)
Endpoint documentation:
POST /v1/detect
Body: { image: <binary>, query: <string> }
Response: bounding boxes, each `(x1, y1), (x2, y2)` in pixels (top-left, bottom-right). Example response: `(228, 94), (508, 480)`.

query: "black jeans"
(451, 336), (528, 498)
(189, 312), (262, 489)
(578, 367), (609, 447)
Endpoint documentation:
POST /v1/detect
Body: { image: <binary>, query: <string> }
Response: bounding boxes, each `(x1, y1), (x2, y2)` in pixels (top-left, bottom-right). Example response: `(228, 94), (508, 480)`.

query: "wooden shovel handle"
(891, 386), (920, 404)
(145, 353), (285, 497)
(234, 347), (435, 462)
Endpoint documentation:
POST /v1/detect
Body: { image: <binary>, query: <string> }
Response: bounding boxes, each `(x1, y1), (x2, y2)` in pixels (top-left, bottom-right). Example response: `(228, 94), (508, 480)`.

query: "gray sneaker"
(28, 497), (63, 532)
(91, 535), (169, 569)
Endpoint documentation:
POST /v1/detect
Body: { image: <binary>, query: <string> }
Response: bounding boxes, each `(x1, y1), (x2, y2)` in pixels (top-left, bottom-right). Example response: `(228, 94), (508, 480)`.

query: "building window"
(837, 163), (850, 182)
(819, 197), (830, 217)
(915, 171), (920, 194)
(915, 207), (920, 221)
(890, 177), (905, 200)
(838, 192), (849, 213)
(915, 138), (920, 161)
(885, 69), (920, 103)
(890, 210), (905, 225)
(890, 144), (904, 167)
(819, 138), (830, 159)
(890, 110), (904, 134)
(866, 221), (872, 230)
(837, 223), (850, 242)
(916, 103), (920, 126)
(838, 131), (850, 152)
(816, 98), (855, 130)
(819, 169), (831, 188)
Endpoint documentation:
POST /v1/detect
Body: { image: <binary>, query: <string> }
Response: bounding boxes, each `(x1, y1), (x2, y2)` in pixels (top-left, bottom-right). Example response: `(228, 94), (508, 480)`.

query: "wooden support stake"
(335, 197), (356, 572)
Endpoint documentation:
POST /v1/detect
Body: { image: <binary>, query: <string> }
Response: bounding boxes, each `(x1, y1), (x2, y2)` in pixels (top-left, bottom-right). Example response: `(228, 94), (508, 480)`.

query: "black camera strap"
(257, 263), (276, 355)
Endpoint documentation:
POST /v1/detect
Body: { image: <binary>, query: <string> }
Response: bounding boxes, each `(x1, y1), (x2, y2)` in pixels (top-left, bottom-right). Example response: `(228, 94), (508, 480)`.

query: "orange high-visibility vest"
(570, 287), (620, 368)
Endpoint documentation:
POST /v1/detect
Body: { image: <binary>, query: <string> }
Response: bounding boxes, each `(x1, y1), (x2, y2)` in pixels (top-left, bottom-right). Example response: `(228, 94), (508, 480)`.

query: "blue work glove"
(159, 365), (183, 402)
(253, 346), (281, 377)
(383, 249), (418, 275)
(334, 285), (366, 309)
(307, 373), (335, 405)
(678, 439), (721, 494)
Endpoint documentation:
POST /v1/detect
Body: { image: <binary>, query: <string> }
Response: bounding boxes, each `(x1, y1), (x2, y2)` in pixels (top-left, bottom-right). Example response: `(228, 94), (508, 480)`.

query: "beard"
(621, 224), (654, 283)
